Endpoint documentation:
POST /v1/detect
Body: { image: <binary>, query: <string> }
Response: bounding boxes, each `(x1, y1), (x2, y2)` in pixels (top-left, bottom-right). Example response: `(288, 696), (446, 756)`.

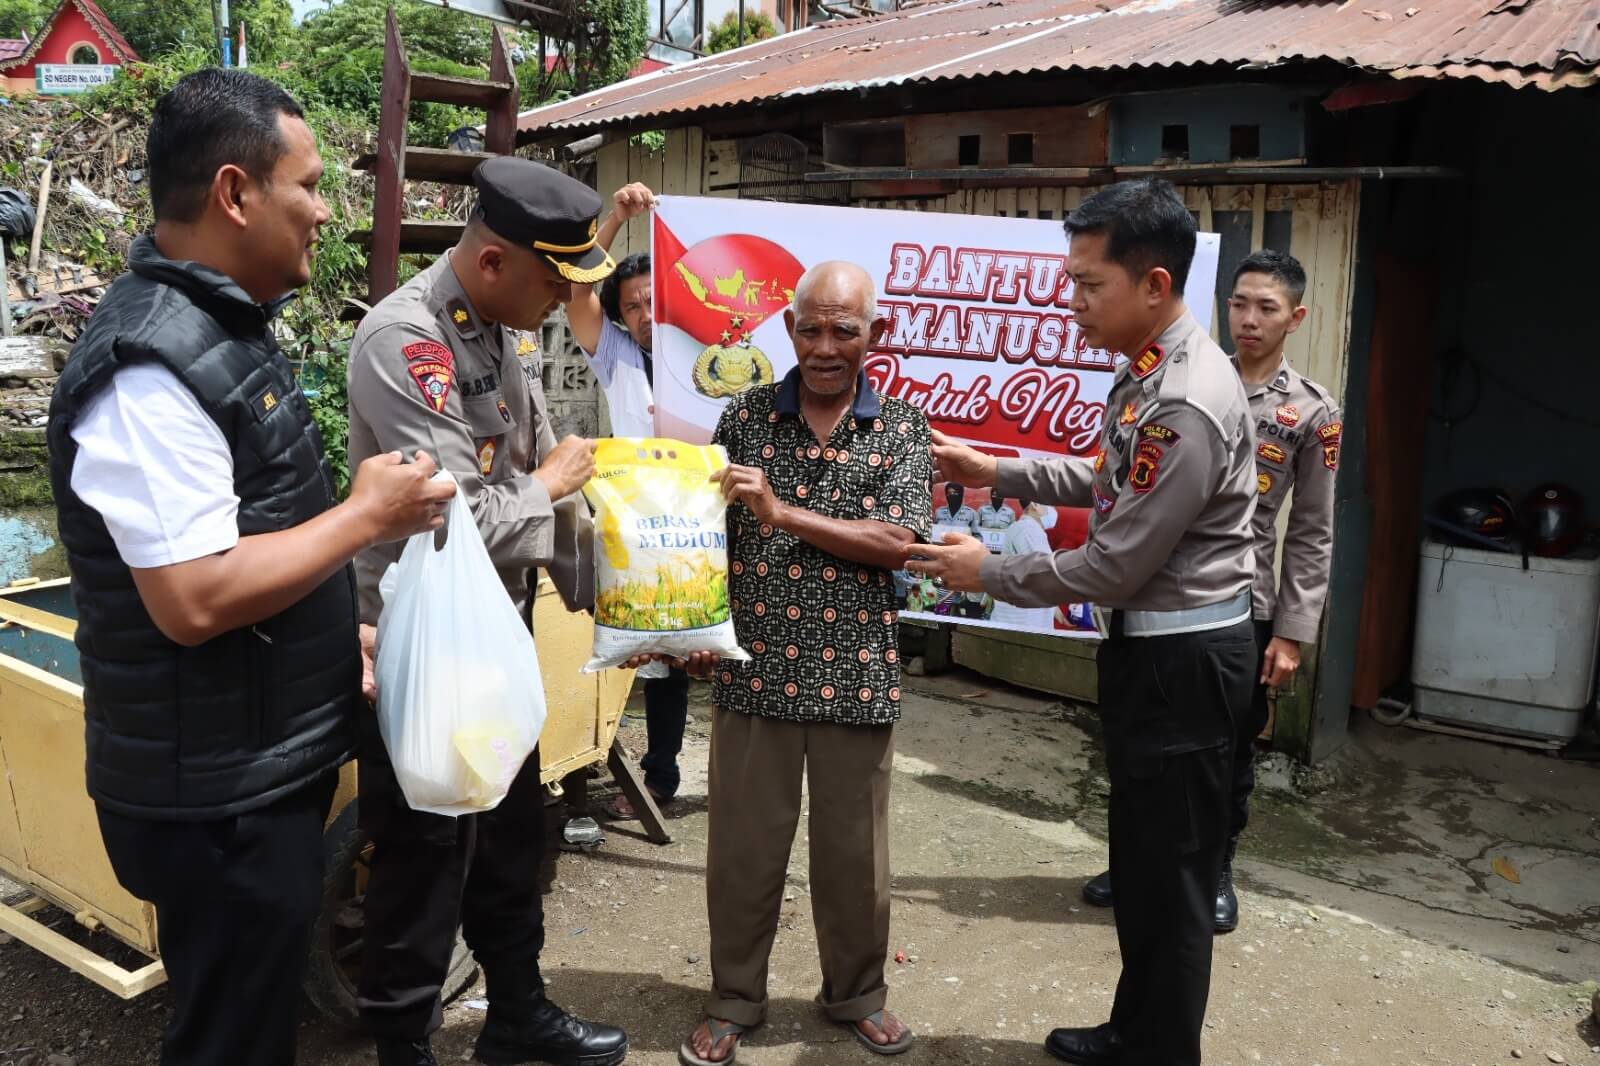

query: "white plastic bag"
(374, 471), (545, 816)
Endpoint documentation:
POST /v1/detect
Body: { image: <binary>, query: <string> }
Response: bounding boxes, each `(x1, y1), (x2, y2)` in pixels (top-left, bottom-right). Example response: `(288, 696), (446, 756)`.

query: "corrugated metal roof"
(518, 0), (1600, 135)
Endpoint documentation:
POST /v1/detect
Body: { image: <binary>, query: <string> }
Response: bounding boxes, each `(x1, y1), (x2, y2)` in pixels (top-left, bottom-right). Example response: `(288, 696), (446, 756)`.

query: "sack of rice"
(581, 438), (750, 672)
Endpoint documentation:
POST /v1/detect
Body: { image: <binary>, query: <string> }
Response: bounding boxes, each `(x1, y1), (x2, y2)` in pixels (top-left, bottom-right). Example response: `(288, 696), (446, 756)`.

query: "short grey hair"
(792, 260), (878, 322)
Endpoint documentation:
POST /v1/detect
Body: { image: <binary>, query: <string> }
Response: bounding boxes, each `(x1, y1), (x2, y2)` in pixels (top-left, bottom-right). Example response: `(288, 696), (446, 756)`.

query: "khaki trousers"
(705, 707), (895, 1027)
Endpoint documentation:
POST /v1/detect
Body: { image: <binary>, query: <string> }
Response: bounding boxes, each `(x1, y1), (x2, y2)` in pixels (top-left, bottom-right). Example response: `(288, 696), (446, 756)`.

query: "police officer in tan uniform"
(1080, 249), (1340, 933)
(346, 157), (628, 1066)
(908, 179), (1257, 1066)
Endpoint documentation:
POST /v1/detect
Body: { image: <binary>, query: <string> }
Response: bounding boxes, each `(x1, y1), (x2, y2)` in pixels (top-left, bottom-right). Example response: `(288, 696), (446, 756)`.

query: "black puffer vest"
(47, 236), (358, 820)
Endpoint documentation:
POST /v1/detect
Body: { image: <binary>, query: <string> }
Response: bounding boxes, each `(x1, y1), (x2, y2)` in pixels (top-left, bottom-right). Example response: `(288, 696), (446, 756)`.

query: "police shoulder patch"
(1129, 448), (1161, 494)
(1323, 442), (1340, 471)
(1140, 423), (1181, 445)
(1317, 421), (1343, 444)
(404, 341), (455, 413)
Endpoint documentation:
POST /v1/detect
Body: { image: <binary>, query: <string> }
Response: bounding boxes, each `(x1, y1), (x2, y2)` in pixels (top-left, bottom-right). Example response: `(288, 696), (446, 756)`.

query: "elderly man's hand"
(622, 651), (721, 678)
(903, 532), (989, 593)
(930, 430), (998, 488)
(360, 624), (378, 703)
(611, 182), (656, 223)
(712, 464), (787, 526)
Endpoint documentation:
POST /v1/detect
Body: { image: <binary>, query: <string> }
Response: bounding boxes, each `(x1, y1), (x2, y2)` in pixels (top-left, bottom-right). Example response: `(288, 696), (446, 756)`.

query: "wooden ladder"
(347, 6), (520, 311)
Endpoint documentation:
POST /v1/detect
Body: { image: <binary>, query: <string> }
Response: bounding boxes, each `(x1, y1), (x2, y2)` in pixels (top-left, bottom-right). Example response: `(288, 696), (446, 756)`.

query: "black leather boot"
(1214, 837), (1240, 933)
(376, 1037), (438, 1066)
(473, 997), (628, 1066)
(1081, 869), (1113, 908)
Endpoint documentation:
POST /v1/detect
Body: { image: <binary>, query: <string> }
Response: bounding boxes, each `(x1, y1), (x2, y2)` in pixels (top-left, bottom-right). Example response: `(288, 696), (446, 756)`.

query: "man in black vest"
(47, 69), (454, 1066)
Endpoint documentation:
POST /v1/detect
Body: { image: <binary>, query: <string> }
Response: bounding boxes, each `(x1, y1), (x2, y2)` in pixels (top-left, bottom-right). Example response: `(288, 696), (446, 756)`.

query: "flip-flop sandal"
(678, 1017), (747, 1066)
(847, 1010), (915, 1056)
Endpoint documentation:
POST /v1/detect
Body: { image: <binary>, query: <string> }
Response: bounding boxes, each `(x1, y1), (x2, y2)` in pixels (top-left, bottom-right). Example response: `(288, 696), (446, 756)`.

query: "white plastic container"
(1410, 538), (1600, 741)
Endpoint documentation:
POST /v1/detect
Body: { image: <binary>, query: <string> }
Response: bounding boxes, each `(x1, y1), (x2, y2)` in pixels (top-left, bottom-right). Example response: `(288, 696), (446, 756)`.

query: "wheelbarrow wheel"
(303, 799), (480, 1026)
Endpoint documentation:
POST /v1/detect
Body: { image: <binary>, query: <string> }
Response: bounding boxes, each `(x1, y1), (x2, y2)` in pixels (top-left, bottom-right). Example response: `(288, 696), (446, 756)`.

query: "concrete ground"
(2, 671), (1597, 1065)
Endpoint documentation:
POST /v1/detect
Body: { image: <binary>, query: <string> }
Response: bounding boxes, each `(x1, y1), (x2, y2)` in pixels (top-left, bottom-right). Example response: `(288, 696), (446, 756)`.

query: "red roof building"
(0, 0), (139, 95)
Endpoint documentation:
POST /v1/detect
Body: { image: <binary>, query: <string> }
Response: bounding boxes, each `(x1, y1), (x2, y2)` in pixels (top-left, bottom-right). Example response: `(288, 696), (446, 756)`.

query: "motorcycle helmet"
(1522, 483), (1585, 558)
(1432, 488), (1518, 550)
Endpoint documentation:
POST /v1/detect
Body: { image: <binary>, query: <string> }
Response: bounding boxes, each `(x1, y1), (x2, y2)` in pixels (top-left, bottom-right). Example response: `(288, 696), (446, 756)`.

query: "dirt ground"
(3, 671), (1597, 1066)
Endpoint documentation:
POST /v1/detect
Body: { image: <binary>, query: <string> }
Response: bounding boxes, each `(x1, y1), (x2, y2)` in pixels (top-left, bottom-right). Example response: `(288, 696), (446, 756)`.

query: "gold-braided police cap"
(471, 156), (617, 285)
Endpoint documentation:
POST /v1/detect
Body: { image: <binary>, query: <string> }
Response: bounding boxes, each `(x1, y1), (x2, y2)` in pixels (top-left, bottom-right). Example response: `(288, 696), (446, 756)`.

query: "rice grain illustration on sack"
(581, 438), (750, 671)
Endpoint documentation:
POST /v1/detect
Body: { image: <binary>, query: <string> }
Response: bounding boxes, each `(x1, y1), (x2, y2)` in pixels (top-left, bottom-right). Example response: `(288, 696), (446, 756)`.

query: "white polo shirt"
(68, 363), (240, 568)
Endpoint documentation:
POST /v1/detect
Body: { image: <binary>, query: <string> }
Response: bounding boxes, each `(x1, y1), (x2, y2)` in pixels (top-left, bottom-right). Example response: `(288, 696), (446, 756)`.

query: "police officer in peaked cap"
(346, 157), (628, 1066)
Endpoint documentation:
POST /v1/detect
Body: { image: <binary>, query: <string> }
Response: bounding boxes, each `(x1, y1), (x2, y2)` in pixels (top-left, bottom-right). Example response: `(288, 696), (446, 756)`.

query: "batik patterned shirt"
(711, 368), (932, 726)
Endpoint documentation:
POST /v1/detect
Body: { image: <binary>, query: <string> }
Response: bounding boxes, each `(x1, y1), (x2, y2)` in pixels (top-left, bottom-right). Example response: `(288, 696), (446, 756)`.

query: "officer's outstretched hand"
(534, 435), (598, 500)
(930, 430), (998, 488)
(350, 450), (456, 545)
(902, 531), (989, 594)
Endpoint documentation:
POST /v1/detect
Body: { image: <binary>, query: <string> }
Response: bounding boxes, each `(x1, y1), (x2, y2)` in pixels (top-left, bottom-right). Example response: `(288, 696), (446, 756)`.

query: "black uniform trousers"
(1228, 619), (1276, 841)
(355, 711), (547, 1039)
(96, 772), (339, 1066)
(1100, 617), (1255, 1066)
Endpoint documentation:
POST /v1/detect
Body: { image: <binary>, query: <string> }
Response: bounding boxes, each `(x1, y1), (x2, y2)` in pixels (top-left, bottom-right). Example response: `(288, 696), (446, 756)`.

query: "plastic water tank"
(1410, 538), (1600, 741)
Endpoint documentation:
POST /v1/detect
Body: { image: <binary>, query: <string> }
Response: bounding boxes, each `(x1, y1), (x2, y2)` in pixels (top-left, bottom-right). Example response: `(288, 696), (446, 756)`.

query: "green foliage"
(297, 339), (352, 498)
(0, 0), (48, 38)
(631, 130), (665, 152)
(297, 0), (490, 67)
(580, 0), (648, 88)
(707, 8), (777, 53)
(93, 0), (296, 63)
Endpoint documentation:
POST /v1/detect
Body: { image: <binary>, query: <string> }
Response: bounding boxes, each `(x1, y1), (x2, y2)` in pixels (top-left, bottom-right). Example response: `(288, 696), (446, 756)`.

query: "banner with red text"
(650, 195), (1219, 638)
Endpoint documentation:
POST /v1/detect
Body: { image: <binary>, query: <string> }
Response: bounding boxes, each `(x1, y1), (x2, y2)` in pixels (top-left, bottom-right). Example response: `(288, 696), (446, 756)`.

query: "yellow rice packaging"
(581, 438), (750, 671)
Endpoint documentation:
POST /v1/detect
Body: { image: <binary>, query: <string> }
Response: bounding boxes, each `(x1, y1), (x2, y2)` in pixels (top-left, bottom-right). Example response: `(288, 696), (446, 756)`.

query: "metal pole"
(220, 0), (232, 66)
(0, 239), (12, 339)
(738, 0), (744, 46)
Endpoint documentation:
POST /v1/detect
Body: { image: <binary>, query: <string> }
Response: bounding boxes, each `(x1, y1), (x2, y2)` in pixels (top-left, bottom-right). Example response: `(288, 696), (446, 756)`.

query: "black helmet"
(1432, 488), (1518, 550)
(1522, 483), (1585, 558)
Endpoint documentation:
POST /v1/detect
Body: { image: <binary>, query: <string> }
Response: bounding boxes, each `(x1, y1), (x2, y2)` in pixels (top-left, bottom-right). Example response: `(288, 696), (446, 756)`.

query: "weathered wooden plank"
(484, 28), (518, 156)
(366, 7), (412, 303)
(951, 629), (1099, 703)
(905, 105), (1109, 170)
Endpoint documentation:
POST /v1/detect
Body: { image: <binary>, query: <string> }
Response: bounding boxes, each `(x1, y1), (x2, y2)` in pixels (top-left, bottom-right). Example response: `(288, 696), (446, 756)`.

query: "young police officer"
(908, 179), (1258, 1066)
(1080, 249), (1339, 933)
(346, 158), (627, 1066)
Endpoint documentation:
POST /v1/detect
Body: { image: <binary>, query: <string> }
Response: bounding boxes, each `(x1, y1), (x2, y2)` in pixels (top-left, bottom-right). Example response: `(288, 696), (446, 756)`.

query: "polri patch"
(1093, 484), (1116, 514)
(1318, 421), (1342, 444)
(1094, 450), (1106, 474)
(1257, 442), (1287, 465)
(404, 341), (455, 413)
(477, 439), (496, 476)
(1140, 423), (1181, 445)
(1129, 451), (1160, 494)
(1258, 472), (1274, 495)
(1276, 404), (1300, 427)
(1323, 443), (1340, 471)
(497, 398), (512, 423)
